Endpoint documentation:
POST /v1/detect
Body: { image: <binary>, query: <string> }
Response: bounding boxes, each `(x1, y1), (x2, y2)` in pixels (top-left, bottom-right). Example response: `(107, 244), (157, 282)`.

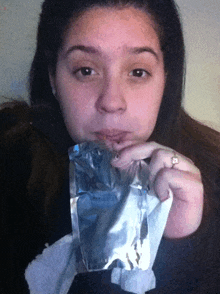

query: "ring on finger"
(171, 151), (179, 168)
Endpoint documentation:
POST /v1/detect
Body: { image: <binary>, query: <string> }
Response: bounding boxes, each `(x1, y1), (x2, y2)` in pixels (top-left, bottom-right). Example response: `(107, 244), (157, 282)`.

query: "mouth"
(94, 129), (130, 143)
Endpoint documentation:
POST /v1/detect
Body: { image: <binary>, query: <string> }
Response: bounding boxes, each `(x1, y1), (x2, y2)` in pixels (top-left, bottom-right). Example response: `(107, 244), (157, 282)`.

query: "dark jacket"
(1, 102), (220, 294)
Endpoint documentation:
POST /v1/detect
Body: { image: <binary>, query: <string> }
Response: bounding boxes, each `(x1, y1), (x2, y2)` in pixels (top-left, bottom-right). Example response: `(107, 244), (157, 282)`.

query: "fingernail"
(112, 152), (120, 161)
(162, 191), (170, 202)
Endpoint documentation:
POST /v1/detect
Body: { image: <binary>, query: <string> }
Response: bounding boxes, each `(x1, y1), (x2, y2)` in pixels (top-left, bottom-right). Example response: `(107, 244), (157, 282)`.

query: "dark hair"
(30, 0), (220, 216)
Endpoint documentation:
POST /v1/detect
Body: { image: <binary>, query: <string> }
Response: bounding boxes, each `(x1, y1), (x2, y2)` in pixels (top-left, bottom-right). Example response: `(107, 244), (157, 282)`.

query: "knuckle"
(155, 167), (172, 182)
(197, 169), (203, 180)
(152, 148), (168, 161)
(149, 141), (159, 148)
(196, 181), (204, 195)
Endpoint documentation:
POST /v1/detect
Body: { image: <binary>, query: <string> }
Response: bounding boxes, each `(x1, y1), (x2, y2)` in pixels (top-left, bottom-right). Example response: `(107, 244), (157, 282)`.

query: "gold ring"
(171, 151), (179, 168)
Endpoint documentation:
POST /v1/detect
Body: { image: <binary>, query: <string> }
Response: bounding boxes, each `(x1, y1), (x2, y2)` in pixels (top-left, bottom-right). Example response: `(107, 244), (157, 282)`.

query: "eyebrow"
(127, 46), (159, 61)
(65, 45), (159, 61)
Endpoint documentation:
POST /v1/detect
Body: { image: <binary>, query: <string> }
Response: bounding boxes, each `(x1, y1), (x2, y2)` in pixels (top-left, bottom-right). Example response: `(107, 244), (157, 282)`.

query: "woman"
(1, 0), (220, 293)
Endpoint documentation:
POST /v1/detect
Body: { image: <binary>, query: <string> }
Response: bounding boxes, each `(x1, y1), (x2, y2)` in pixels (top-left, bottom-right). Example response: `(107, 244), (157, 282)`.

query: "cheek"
(56, 83), (96, 142)
(60, 105), (87, 143)
(130, 87), (163, 120)
(60, 98), (87, 135)
(133, 101), (161, 136)
(128, 79), (164, 136)
(56, 77), (91, 117)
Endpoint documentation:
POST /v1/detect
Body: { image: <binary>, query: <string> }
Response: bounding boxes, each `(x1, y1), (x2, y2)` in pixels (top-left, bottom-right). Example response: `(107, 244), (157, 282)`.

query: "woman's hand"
(111, 141), (204, 239)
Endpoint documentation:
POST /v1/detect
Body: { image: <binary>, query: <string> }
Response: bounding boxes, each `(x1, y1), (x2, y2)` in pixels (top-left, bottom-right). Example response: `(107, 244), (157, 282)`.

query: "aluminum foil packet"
(25, 142), (172, 294)
(69, 141), (153, 272)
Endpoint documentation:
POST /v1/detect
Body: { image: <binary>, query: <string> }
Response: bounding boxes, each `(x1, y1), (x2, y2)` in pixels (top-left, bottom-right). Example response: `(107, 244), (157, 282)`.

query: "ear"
(48, 70), (57, 97)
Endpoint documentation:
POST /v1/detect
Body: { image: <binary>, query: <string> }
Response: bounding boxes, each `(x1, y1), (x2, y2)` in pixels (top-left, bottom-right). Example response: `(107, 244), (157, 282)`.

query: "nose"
(95, 77), (127, 114)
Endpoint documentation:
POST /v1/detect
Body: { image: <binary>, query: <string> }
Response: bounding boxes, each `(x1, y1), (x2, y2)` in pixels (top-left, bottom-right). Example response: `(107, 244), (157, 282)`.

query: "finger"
(111, 140), (143, 152)
(154, 168), (203, 202)
(148, 148), (200, 185)
(111, 141), (172, 167)
(111, 142), (199, 181)
(100, 138), (141, 152)
(154, 168), (204, 238)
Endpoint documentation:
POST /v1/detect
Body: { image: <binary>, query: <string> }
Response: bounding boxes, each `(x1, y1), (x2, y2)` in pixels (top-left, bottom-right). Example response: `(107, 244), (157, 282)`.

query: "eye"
(129, 69), (150, 78)
(73, 67), (97, 78)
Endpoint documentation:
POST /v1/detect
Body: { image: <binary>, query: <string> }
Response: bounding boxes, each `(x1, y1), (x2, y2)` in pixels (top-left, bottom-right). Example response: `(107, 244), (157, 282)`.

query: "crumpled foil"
(68, 141), (152, 272)
(25, 141), (172, 294)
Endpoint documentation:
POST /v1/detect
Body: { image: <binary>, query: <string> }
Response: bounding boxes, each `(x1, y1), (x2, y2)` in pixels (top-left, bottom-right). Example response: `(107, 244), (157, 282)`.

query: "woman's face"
(50, 6), (165, 145)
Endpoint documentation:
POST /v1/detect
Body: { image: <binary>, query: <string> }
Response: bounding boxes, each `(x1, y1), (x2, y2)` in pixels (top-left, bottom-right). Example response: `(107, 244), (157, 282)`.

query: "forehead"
(61, 6), (161, 60)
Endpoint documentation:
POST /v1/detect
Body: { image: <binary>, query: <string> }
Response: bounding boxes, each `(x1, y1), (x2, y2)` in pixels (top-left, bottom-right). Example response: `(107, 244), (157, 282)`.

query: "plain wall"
(176, 0), (220, 130)
(0, 0), (219, 129)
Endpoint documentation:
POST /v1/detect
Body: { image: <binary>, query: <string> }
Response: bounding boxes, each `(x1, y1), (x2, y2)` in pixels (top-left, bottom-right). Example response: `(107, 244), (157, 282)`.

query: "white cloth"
(25, 235), (77, 294)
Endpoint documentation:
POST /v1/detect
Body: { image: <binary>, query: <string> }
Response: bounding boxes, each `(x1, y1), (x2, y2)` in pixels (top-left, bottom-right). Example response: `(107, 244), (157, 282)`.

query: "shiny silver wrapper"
(69, 141), (151, 272)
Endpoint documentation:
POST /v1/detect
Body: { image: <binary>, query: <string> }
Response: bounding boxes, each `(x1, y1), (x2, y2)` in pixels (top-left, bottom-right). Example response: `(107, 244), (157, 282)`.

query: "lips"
(95, 129), (129, 142)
